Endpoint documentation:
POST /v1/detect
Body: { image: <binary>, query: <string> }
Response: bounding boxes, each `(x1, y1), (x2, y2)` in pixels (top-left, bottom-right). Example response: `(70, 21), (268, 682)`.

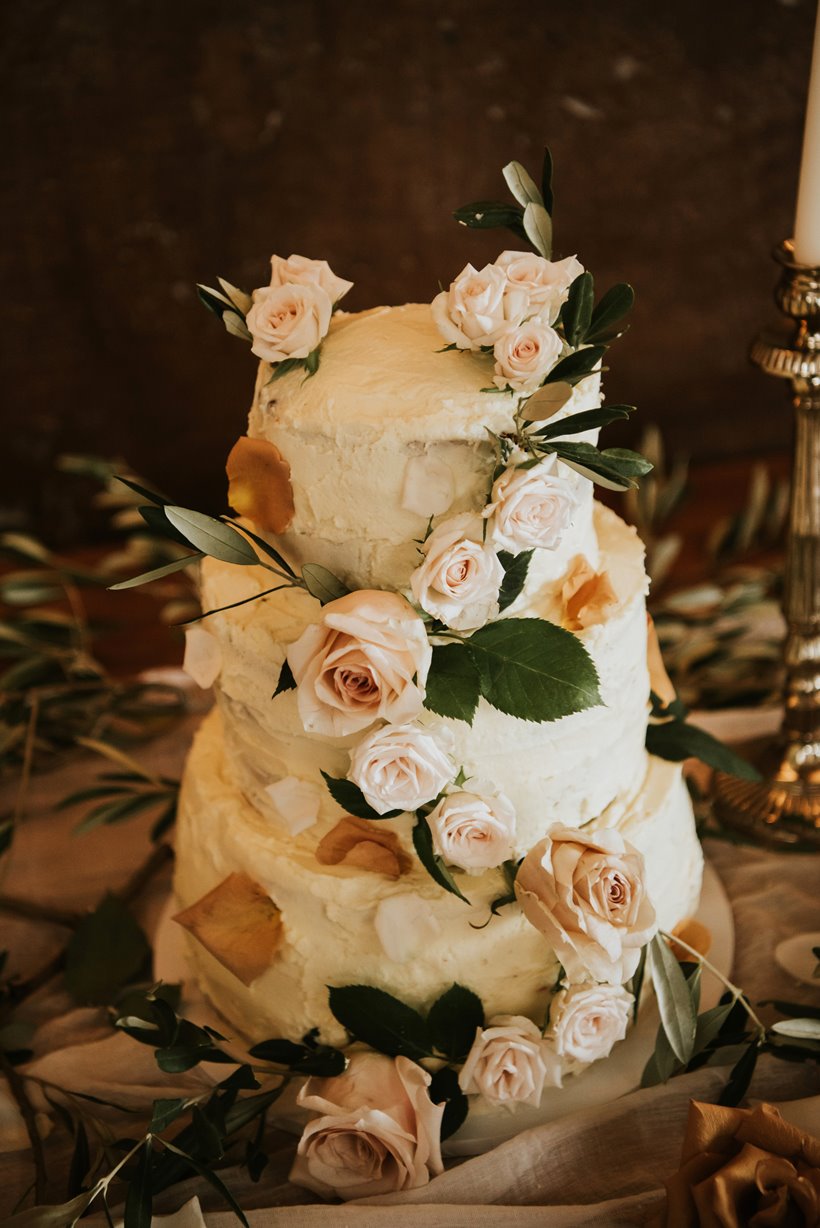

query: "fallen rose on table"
(656, 1099), (820, 1227)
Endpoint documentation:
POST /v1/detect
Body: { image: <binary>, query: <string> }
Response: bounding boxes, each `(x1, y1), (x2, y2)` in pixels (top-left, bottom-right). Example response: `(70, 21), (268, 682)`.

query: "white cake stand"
(154, 860), (734, 1157)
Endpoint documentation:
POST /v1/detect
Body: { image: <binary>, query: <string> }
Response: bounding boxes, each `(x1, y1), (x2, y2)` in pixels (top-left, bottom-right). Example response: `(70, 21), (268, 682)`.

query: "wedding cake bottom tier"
(174, 708), (703, 1046)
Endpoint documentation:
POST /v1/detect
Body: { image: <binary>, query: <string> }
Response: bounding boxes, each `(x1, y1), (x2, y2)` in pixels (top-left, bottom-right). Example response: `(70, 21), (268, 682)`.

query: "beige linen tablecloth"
(1, 711), (819, 1226)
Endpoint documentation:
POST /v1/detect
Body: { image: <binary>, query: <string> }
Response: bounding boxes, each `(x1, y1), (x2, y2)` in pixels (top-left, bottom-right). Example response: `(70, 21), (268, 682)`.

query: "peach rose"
(290, 1052), (444, 1201)
(428, 787), (516, 873)
(245, 282), (331, 363)
(492, 319), (563, 392)
(458, 1015), (559, 1107)
(268, 253), (353, 304)
(495, 250), (584, 324)
(515, 826), (657, 985)
(660, 1100), (820, 1227)
(431, 262), (528, 350)
(485, 454), (579, 555)
(348, 723), (454, 815)
(287, 591), (432, 737)
(410, 513), (503, 631)
(548, 983), (633, 1073)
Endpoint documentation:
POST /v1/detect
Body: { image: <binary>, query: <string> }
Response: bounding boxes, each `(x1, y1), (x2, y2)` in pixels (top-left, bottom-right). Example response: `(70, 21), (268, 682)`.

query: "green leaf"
(248, 1037), (346, 1075)
(761, 999), (820, 1021)
(328, 984), (431, 1060)
(562, 272), (595, 348)
(164, 507), (259, 566)
(412, 816), (470, 903)
(519, 381), (574, 422)
(466, 618), (600, 723)
(718, 1041), (759, 1107)
(771, 1017), (820, 1040)
(321, 771), (402, 819)
(429, 1065), (469, 1140)
(108, 553), (202, 590)
(544, 345), (607, 387)
(453, 200), (527, 239)
(301, 563), (349, 604)
(533, 404), (635, 442)
(230, 522), (297, 577)
(273, 658), (296, 697)
(646, 719), (761, 781)
(497, 550), (533, 612)
(423, 643), (481, 724)
(65, 894), (151, 1005)
(156, 1138), (249, 1227)
(216, 277), (252, 315)
(114, 475), (170, 506)
(123, 1138), (152, 1228)
(586, 283), (635, 344)
(3, 1188), (101, 1228)
(648, 933), (697, 1064)
(523, 201), (552, 259)
(304, 346), (321, 377)
(548, 441), (653, 491)
(693, 1002), (736, 1054)
(156, 1042), (233, 1073)
(502, 161), (543, 209)
(137, 504), (192, 547)
(631, 945), (648, 1023)
(150, 1097), (191, 1133)
(428, 984), (484, 1062)
(540, 146), (554, 215)
(74, 791), (174, 835)
(268, 356), (306, 383)
(641, 1021), (680, 1087)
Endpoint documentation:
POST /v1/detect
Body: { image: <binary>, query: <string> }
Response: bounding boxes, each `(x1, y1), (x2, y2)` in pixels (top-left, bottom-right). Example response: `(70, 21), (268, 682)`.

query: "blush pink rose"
(485, 454), (579, 555)
(428, 787), (516, 872)
(548, 983), (634, 1073)
(287, 591), (432, 737)
(245, 282), (332, 363)
(348, 723), (454, 815)
(269, 253), (353, 305)
(431, 262), (528, 350)
(410, 513), (503, 631)
(495, 250), (584, 324)
(290, 1052), (444, 1201)
(492, 319), (563, 392)
(458, 1015), (559, 1107)
(515, 826), (657, 985)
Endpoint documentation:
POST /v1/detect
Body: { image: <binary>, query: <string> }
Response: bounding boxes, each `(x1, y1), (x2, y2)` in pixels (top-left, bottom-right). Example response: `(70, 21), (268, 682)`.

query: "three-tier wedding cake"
(161, 156), (705, 1196)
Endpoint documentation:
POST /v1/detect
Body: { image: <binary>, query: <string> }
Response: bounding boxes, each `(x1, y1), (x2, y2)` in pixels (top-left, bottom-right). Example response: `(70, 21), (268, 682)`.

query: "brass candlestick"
(713, 241), (820, 847)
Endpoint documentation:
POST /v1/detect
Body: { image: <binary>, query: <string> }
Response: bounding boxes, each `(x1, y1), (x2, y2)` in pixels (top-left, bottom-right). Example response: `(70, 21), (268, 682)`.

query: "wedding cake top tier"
(246, 302), (600, 594)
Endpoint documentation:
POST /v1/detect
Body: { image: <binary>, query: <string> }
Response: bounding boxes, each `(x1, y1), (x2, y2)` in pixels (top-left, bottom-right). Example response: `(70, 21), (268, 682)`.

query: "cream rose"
(515, 826), (657, 985)
(428, 786), (516, 872)
(245, 282), (332, 363)
(492, 320), (563, 392)
(410, 513), (503, 631)
(548, 983), (633, 1072)
(291, 1052), (444, 1201)
(458, 1015), (558, 1107)
(495, 250), (584, 324)
(287, 591), (432, 737)
(348, 723), (454, 815)
(431, 262), (528, 350)
(485, 454), (579, 555)
(269, 253), (353, 305)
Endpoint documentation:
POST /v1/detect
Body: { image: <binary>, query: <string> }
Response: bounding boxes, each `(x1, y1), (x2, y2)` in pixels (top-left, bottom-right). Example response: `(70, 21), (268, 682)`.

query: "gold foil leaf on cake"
(315, 816), (412, 879)
(647, 614), (678, 707)
(668, 917), (713, 962)
(173, 872), (283, 986)
(226, 435), (295, 534)
(561, 555), (619, 630)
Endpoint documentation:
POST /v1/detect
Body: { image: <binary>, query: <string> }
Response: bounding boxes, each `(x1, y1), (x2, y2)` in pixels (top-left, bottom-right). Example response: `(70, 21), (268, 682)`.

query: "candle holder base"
(713, 737), (820, 849)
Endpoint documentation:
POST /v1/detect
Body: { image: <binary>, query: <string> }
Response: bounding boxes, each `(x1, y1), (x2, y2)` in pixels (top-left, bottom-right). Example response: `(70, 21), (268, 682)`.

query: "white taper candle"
(794, 1), (820, 266)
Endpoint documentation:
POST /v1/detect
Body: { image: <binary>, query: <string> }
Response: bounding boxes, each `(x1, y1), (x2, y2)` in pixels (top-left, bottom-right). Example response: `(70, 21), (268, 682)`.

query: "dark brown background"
(2, 0), (816, 543)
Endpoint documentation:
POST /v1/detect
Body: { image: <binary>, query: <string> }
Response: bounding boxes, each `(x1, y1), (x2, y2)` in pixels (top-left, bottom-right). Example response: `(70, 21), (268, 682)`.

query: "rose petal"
(562, 556), (620, 630)
(401, 454), (455, 518)
(182, 625), (222, 690)
(264, 776), (323, 836)
(315, 816), (411, 879)
(226, 435), (295, 534)
(374, 894), (441, 963)
(173, 872), (283, 986)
